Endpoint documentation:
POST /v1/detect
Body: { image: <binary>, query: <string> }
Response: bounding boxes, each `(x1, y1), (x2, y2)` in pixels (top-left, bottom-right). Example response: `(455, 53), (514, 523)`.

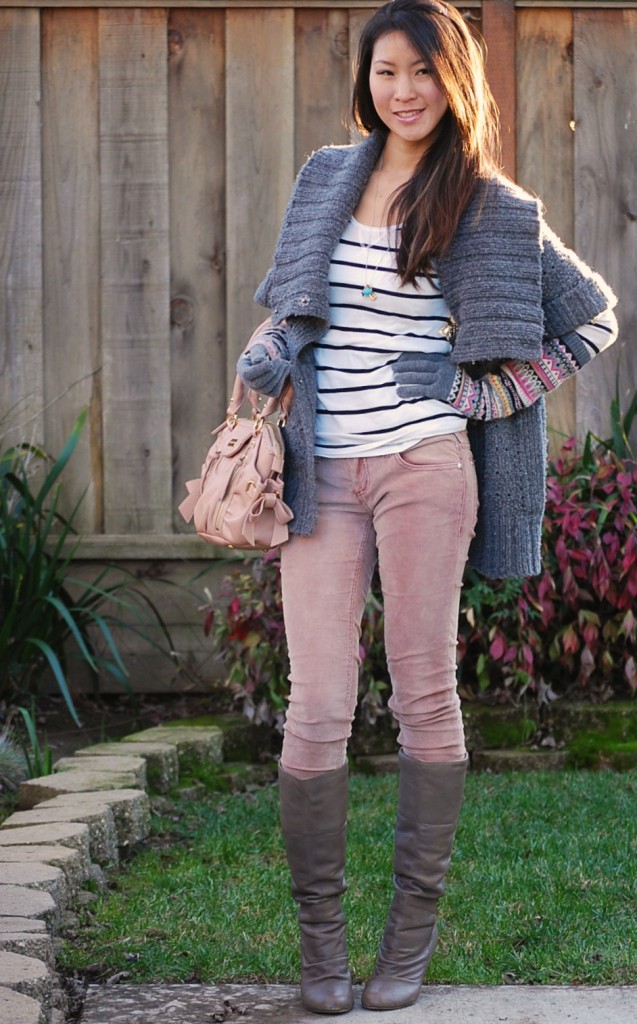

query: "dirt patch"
(14, 693), (233, 763)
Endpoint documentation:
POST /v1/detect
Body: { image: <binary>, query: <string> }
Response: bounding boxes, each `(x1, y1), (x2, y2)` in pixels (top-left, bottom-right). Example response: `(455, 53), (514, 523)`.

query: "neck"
(380, 133), (428, 178)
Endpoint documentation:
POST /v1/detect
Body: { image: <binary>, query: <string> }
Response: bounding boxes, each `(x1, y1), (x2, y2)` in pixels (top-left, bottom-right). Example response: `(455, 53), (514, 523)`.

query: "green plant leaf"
(24, 638), (81, 726)
(33, 407), (88, 513)
(44, 595), (98, 672)
(83, 611), (129, 681)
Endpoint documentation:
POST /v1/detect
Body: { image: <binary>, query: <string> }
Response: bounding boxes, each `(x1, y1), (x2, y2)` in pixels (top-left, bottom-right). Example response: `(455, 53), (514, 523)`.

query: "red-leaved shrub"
(458, 440), (637, 701)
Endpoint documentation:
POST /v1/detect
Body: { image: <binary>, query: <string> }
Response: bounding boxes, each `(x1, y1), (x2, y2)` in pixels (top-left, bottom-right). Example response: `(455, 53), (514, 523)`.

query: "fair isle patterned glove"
(392, 351), (461, 403)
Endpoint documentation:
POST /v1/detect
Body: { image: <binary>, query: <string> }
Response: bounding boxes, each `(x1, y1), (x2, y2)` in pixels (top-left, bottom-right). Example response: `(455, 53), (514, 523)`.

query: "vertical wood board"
(574, 9), (637, 447)
(295, 9), (350, 169)
(517, 9), (576, 450)
(482, 0), (517, 178)
(0, 9), (43, 449)
(99, 8), (172, 533)
(41, 8), (101, 530)
(348, 9), (368, 143)
(516, 10), (574, 243)
(225, 9), (295, 379)
(168, 8), (227, 527)
(65, 558), (228, 694)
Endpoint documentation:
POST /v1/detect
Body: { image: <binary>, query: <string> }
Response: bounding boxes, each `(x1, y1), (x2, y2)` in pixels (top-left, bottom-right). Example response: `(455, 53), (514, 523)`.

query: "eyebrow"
(373, 58), (427, 67)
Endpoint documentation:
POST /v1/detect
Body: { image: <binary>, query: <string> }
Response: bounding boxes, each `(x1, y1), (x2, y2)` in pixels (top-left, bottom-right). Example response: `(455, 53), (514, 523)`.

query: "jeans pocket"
(395, 433), (465, 470)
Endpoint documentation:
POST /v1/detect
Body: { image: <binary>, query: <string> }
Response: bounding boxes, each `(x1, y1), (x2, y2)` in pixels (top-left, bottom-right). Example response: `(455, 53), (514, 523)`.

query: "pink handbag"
(178, 376), (293, 550)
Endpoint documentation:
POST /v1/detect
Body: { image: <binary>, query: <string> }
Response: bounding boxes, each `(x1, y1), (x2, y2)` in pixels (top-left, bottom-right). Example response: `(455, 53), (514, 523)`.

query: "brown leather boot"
(278, 762), (354, 1015)
(362, 750), (468, 1011)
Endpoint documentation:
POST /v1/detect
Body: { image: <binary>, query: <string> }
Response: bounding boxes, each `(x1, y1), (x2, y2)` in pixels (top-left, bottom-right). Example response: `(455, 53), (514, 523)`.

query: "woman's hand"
(392, 351), (459, 403)
(237, 328), (291, 397)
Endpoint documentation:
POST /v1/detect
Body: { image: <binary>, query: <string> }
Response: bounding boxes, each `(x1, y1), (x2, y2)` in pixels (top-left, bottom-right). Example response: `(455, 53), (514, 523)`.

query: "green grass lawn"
(59, 769), (637, 986)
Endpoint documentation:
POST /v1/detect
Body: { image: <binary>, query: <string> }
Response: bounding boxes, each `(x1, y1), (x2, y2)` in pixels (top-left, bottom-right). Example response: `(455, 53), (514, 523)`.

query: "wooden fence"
(1, 1), (636, 686)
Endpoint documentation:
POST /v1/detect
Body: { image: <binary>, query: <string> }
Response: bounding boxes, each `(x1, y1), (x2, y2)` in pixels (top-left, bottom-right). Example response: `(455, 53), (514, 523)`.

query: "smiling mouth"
(394, 109), (425, 119)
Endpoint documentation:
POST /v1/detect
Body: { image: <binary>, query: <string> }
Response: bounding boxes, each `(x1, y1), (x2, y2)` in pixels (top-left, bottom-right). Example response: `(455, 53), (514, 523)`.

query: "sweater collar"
(260, 132), (385, 326)
(259, 132), (545, 363)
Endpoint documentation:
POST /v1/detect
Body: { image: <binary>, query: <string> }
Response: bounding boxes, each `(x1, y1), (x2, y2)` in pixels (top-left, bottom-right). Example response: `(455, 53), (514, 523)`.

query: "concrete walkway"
(79, 982), (637, 1024)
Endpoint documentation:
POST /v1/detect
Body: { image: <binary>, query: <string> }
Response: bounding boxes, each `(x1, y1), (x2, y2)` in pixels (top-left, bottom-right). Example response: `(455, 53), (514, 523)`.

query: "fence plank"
(67, 559), (228, 694)
(168, 8), (227, 528)
(517, 10), (574, 241)
(574, 9), (637, 448)
(517, 8), (576, 451)
(225, 8), (295, 380)
(482, 0), (517, 179)
(348, 9), (368, 142)
(295, 9), (351, 169)
(41, 8), (101, 530)
(0, 9), (42, 449)
(99, 8), (172, 533)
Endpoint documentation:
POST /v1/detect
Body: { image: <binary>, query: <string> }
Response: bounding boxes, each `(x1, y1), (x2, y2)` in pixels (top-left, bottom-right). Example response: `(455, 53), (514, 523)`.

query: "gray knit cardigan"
(254, 132), (617, 578)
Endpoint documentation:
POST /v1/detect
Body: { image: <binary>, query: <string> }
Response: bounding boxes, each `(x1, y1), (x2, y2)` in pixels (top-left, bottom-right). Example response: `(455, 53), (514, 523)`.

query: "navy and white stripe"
(314, 218), (465, 457)
(572, 310), (617, 357)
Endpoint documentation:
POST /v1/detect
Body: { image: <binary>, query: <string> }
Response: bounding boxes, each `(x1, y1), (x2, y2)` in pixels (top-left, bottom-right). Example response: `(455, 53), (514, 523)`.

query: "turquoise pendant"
(362, 285), (376, 301)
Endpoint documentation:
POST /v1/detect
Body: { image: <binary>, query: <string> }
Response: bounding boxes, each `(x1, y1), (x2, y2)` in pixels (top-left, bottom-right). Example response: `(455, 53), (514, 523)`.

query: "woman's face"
(369, 30), (449, 156)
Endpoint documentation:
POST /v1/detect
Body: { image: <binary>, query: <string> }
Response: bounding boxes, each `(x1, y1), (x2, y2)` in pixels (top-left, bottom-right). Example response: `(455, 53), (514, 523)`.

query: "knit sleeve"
(540, 221), (618, 337)
(448, 307), (618, 420)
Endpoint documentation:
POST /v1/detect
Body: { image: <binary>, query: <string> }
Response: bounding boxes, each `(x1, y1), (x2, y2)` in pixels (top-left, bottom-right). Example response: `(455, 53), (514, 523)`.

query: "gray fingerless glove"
(392, 350), (459, 402)
(237, 343), (291, 397)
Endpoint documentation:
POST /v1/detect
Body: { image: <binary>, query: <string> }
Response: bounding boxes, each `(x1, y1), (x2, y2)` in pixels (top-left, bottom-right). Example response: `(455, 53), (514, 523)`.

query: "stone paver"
(0, 822), (91, 874)
(54, 755), (147, 788)
(0, 950), (51, 1011)
(0, 887), (58, 928)
(472, 748), (569, 772)
(20, 771), (140, 808)
(74, 743), (179, 794)
(0, 932), (54, 966)
(123, 725), (223, 768)
(0, 863), (68, 909)
(77, 983), (637, 1024)
(0, 845), (88, 889)
(36, 790), (150, 847)
(2, 806), (119, 867)
(0, 985), (44, 1024)
(0, 914), (54, 962)
(0, 919), (46, 934)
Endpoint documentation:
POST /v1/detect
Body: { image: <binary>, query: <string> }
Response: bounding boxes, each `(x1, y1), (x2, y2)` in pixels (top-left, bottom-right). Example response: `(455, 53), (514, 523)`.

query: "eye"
(416, 67), (431, 76)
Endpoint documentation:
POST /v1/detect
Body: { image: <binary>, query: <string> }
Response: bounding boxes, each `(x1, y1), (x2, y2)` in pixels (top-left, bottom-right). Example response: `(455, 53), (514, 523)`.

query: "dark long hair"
(352, 0), (501, 284)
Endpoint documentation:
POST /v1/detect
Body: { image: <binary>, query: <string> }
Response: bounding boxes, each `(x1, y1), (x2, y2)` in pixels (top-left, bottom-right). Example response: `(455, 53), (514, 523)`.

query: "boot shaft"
(278, 762), (349, 904)
(393, 752), (468, 901)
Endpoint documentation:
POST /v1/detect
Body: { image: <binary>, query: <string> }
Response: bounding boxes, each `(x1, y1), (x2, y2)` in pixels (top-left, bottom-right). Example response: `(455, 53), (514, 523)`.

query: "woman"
(238, 0), (618, 1014)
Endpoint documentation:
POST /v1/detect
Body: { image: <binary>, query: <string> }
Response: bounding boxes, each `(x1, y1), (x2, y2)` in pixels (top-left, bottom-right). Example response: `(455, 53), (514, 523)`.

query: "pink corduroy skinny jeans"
(279, 430), (479, 776)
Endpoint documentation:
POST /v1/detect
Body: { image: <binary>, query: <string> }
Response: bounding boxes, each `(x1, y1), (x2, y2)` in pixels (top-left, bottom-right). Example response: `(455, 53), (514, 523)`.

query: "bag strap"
(226, 375), (278, 419)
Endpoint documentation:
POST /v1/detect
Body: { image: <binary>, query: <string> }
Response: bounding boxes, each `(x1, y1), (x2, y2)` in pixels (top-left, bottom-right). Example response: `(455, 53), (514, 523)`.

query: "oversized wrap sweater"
(253, 131), (617, 578)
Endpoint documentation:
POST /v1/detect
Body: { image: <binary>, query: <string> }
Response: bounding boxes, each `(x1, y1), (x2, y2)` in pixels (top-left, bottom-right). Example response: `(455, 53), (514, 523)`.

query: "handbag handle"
(226, 374), (292, 423)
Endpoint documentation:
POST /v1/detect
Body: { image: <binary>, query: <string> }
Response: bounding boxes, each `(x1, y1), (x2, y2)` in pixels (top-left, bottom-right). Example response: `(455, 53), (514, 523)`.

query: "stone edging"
(0, 725), (224, 1024)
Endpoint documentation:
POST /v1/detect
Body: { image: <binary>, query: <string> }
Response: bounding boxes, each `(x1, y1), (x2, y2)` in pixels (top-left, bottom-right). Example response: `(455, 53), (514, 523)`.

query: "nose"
(393, 73), (417, 102)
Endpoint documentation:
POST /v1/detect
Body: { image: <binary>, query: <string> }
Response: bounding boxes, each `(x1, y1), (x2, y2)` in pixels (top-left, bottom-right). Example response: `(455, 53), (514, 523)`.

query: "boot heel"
(362, 919), (438, 1010)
